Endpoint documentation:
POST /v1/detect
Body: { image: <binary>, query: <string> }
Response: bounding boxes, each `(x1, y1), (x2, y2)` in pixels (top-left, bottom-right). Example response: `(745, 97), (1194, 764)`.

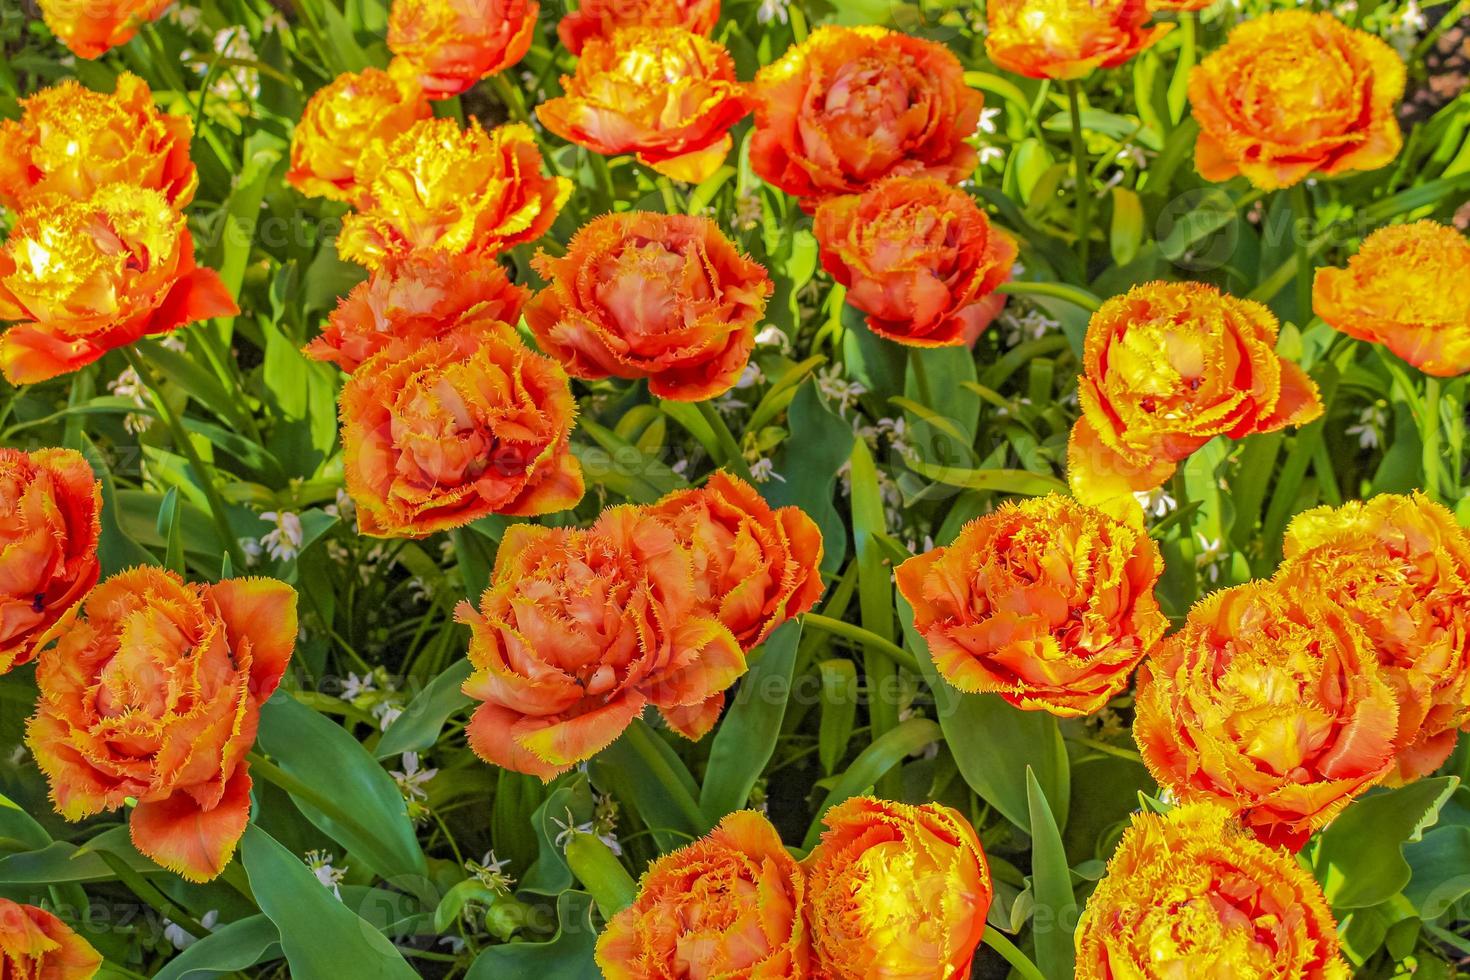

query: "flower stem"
(120, 346), (247, 572)
(620, 721), (711, 835)
(1064, 81), (1091, 273)
(982, 929), (1047, 980)
(694, 400), (754, 481)
(1288, 182), (1314, 325)
(655, 174), (682, 215)
(1423, 375), (1444, 502)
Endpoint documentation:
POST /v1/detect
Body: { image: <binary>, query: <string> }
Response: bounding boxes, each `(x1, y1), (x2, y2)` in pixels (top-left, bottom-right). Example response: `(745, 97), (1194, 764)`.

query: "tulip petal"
(130, 766), (252, 883)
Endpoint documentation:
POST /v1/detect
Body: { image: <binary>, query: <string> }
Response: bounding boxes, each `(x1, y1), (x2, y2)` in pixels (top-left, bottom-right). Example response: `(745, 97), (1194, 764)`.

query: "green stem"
(694, 400), (754, 481)
(121, 347), (247, 571)
(1423, 375), (1444, 503)
(1064, 81), (1091, 273)
(491, 73), (533, 128)
(982, 929), (1048, 980)
(588, 151), (617, 211)
(621, 722), (711, 835)
(802, 613), (921, 673)
(655, 174), (682, 215)
(1288, 182), (1314, 324)
(996, 280), (1101, 313)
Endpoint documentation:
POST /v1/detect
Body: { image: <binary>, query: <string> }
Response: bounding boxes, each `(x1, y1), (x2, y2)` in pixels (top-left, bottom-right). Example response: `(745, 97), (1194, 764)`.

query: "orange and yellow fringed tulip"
(596, 811), (810, 978)
(1075, 804), (1350, 979)
(459, 508), (746, 777)
(286, 66), (432, 206)
(646, 471), (824, 650)
(803, 797), (991, 980)
(1189, 11), (1404, 190)
(337, 118), (571, 270)
(896, 493), (1165, 717)
(985, 0), (1169, 80)
(0, 898), (103, 980)
(1134, 581), (1398, 850)
(0, 448), (101, 676)
(750, 26), (984, 207)
(557, 0), (719, 54)
(340, 328), (582, 536)
(537, 27), (752, 183)
(814, 178), (1016, 348)
(526, 211), (771, 401)
(304, 251), (528, 374)
(35, 0), (173, 59)
(0, 74), (197, 213)
(27, 568), (297, 882)
(1313, 220), (1470, 377)
(387, 0), (538, 98)
(1277, 493), (1470, 783)
(1066, 281), (1321, 520)
(0, 186), (238, 385)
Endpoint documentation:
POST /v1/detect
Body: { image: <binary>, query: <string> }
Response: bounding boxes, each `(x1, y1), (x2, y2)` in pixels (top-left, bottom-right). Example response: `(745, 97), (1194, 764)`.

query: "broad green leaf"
(700, 621), (803, 820)
(256, 694), (429, 889)
(1027, 769), (1076, 980)
(1405, 826), (1470, 919)
(817, 659), (859, 776)
(239, 826), (418, 980)
(565, 833), (636, 916)
(1315, 777), (1459, 909)
(154, 915), (282, 980)
(905, 459), (1066, 497)
(376, 659), (474, 760)
(766, 381), (852, 573)
(850, 438), (901, 799)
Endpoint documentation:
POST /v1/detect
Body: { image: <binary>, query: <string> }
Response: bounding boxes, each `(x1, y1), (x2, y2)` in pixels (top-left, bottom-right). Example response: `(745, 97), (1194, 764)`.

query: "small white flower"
(259, 511), (304, 562)
(552, 808), (596, 849)
(467, 850), (516, 894)
(391, 752), (438, 803)
(373, 701), (405, 731)
(305, 850), (347, 898)
(237, 537), (264, 568)
(1195, 534), (1226, 582)
(1133, 487), (1177, 519)
(755, 324), (792, 352)
(162, 909), (218, 950)
(1346, 404), (1386, 450)
(749, 457), (785, 483)
(756, 0), (790, 24)
(977, 143), (1006, 166)
(341, 672), (377, 701)
(817, 364), (866, 415)
(977, 106), (1002, 135)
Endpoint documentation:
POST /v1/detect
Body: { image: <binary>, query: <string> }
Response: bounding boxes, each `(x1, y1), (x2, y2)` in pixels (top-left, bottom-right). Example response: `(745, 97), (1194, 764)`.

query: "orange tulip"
(0, 898), (103, 980)
(0, 186), (238, 385)
(1148, 0), (1212, 10)
(986, 0), (1169, 80)
(340, 328), (583, 536)
(804, 797), (991, 980)
(28, 568), (296, 882)
(1189, 11), (1404, 190)
(286, 66), (432, 205)
(337, 118), (571, 270)
(814, 178), (1017, 347)
(526, 211), (771, 401)
(0, 448), (101, 676)
(1313, 220), (1470, 377)
(1075, 804), (1350, 979)
(0, 73), (196, 213)
(537, 27), (752, 183)
(459, 507), (746, 778)
(557, 0), (719, 54)
(646, 471), (824, 650)
(1134, 581), (1398, 849)
(1278, 493), (1470, 783)
(1067, 281), (1321, 519)
(304, 251), (528, 374)
(896, 493), (1165, 717)
(388, 0), (538, 97)
(750, 26), (984, 207)
(596, 810), (810, 978)
(35, 0), (173, 59)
